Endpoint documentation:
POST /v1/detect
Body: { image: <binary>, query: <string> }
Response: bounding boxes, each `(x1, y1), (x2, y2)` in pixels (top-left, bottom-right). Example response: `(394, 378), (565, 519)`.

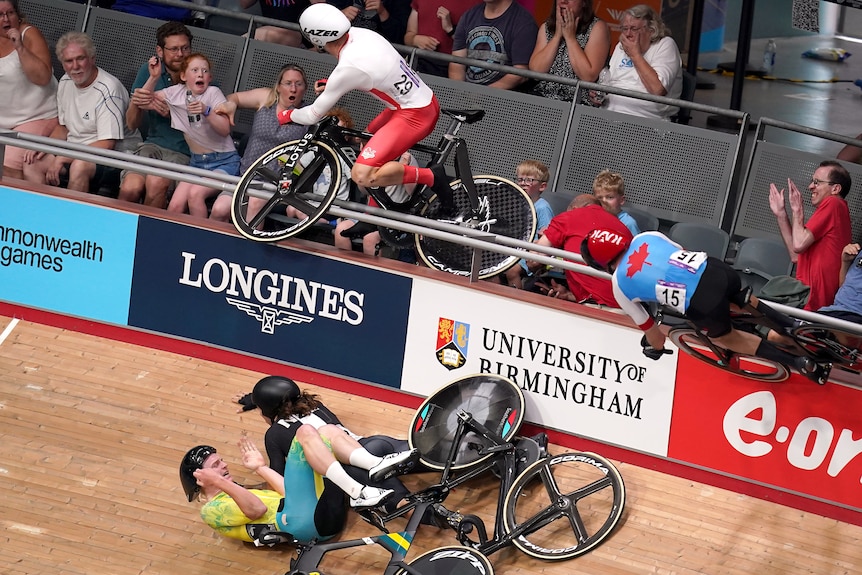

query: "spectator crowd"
(1, 0), (860, 322)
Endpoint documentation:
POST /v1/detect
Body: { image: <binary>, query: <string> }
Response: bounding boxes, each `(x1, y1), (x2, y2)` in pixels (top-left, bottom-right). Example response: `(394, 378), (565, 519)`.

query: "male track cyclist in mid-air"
(279, 3), (458, 216)
(580, 229), (832, 384)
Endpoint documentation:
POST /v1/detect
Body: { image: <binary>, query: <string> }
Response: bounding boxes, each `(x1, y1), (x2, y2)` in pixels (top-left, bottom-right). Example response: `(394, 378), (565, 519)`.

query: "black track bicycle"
(230, 110), (536, 279)
(283, 374), (625, 575)
(664, 299), (862, 383)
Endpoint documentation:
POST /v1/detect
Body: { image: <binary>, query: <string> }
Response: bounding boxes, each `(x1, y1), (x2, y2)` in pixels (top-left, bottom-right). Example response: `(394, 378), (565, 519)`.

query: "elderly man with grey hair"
(23, 31), (140, 195)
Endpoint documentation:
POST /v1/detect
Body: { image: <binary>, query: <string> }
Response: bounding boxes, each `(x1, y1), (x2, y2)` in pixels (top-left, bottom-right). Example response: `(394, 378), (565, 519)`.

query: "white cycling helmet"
(300, 4), (351, 48)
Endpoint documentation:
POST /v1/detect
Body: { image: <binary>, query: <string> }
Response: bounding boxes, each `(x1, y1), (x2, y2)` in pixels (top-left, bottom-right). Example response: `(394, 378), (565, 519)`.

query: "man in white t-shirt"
(23, 32), (140, 194)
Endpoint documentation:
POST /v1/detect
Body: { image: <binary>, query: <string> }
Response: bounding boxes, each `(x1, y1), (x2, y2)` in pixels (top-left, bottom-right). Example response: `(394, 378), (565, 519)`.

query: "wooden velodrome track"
(3, 310), (862, 575)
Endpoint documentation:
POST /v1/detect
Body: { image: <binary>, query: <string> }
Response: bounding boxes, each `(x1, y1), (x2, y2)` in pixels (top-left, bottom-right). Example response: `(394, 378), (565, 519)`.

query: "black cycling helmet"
(252, 375), (301, 420)
(180, 445), (217, 502)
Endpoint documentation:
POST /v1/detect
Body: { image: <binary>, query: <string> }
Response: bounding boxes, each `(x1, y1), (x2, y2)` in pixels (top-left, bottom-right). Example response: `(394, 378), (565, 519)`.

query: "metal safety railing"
(4, 129), (862, 339)
(0, 130), (608, 284)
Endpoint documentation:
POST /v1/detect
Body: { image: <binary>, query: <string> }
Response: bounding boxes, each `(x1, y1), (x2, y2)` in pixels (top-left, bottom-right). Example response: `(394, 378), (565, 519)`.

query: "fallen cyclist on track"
(180, 440), (296, 546)
(580, 229), (832, 384)
(235, 376), (420, 540)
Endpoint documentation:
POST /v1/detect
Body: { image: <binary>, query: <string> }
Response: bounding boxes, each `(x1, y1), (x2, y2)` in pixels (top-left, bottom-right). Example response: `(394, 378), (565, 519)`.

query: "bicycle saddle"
(441, 109), (485, 124)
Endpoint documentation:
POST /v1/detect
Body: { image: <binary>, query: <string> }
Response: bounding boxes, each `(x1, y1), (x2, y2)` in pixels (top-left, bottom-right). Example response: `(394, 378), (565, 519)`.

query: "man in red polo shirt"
(769, 160), (852, 311)
(526, 194), (633, 307)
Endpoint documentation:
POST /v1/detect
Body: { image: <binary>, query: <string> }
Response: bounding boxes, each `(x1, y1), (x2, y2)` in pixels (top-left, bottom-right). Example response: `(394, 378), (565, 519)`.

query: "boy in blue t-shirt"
(592, 169), (640, 236)
(505, 160), (555, 289)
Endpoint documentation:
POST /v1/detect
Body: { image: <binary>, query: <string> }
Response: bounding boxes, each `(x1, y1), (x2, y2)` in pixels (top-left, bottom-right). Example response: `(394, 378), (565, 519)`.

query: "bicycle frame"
(287, 500), (433, 575)
(363, 408), (535, 557)
(280, 113), (482, 215)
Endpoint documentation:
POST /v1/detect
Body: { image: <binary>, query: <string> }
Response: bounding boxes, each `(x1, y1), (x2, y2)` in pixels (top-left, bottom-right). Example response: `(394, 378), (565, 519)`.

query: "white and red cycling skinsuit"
(288, 27), (440, 167)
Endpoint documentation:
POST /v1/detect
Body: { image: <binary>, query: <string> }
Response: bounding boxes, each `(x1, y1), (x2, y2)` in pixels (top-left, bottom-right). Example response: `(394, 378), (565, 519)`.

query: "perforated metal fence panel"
(732, 141), (862, 242)
(422, 75), (570, 179)
(85, 7), (244, 94)
(558, 106), (740, 226)
(20, 0), (86, 80)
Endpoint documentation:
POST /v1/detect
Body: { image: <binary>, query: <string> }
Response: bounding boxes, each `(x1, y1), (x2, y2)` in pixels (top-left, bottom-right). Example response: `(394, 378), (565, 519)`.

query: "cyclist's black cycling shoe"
(795, 356), (832, 385)
(429, 164), (456, 217)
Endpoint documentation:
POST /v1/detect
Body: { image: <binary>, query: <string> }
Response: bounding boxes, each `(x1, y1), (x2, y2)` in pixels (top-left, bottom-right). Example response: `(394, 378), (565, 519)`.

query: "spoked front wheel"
(416, 176), (536, 279)
(231, 139), (342, 242)
(669, 328), (790, 382)
(792, 324), (862, 371)
(503, 451), (625, 560)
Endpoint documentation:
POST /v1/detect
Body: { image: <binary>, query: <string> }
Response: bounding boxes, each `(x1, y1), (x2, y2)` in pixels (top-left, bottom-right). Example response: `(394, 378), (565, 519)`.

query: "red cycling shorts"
(355, 96), (440, 168)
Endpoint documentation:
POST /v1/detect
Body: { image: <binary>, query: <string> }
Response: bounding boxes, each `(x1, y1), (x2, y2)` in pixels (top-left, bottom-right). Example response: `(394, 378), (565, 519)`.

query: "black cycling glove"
(236, 393), (257, 412)
(641, 334), (673, 361)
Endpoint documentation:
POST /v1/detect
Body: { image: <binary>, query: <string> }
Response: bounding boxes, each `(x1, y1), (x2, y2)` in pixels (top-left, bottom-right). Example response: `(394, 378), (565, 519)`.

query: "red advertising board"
(669, 353), (862, 511)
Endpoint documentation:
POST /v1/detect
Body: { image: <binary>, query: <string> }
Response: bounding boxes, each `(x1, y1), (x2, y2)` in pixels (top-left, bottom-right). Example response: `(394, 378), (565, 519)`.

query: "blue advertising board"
(0, 187), (136, 324)
(129, 217), (413, 388)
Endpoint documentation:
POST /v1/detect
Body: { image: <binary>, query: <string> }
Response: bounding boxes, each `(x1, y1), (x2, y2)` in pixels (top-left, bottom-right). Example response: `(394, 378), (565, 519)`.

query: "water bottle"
(762, 39), (777, 75)
(186, 89), (201, 126)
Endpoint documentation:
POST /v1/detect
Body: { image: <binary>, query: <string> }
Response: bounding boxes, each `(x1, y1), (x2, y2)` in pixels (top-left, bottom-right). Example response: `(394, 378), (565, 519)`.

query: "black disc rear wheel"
(409, 374), (524, 471)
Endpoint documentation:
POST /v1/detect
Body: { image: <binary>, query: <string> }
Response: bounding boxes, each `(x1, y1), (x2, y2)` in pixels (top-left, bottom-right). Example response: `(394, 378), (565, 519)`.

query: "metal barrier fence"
(4, 129), (862, 341)
(21, 0), (749, 232)
(15, 0), (862, 252)
(732, 118), (862, 243)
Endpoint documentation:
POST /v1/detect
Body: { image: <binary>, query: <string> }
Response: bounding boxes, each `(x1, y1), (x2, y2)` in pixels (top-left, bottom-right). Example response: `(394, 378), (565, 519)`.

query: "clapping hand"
(787, 178), (804, 215)
(768, 182), (786, 216)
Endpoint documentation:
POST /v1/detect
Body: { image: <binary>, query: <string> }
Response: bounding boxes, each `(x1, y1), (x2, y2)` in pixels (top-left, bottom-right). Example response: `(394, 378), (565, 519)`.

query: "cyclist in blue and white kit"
(581, 229), (831, 384)
(279, 4), (457, 215)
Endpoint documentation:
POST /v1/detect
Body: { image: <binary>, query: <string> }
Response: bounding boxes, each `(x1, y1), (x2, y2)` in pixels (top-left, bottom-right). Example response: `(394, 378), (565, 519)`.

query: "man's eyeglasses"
(810, 178), (836, 187)
(163, 45), (192, 54)
(280, 81), (306, 88)
(515, 176), (544, 185)
(620, 25), (644, 33)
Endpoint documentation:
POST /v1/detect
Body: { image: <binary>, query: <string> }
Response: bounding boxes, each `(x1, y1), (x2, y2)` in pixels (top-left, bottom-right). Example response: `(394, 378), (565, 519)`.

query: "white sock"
(348, 448), (383, 470)
(325, 461), (364, 499)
